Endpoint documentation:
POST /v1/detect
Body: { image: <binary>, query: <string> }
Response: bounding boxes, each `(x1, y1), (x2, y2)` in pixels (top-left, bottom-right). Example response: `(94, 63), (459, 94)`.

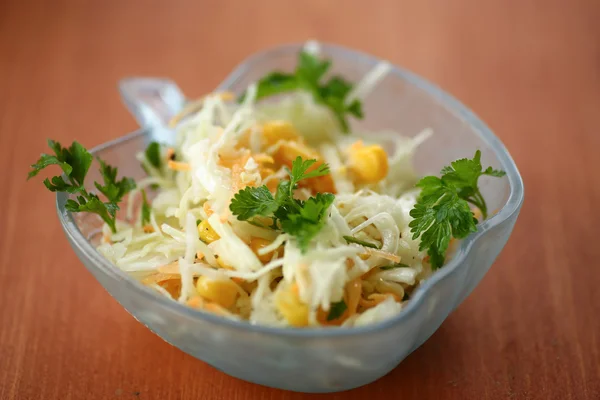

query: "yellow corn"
(273, 141), (319, 168)
(275, 283), (309, 327)
(215, 256), (234, 270)
(249, 237), (275, 263)
(197, 220), (220, 243)
(347, 142), (389, 184)
(261, 121), (299, 146)
(195, 276), (239, 309)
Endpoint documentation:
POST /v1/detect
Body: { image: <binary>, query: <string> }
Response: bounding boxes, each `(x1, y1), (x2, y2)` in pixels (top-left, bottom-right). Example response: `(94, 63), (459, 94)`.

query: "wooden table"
(1, 0), (599, 399)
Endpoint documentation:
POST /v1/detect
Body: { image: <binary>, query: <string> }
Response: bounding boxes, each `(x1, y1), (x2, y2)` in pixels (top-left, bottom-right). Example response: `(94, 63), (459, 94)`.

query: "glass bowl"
(56, 43), (524, 393)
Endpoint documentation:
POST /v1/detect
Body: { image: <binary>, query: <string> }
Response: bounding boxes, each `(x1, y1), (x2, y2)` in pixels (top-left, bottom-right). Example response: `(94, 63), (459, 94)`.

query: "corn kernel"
(307, 165), (336, 193)
(262, 121), (299, 146)
(272, 141), (319, 168)
(195, 276), (239, 309)
(197, 220), (220, 243)
(249, 237), (275, 263)
(348, 142), (389, 184)
(275, 283), (309, 327)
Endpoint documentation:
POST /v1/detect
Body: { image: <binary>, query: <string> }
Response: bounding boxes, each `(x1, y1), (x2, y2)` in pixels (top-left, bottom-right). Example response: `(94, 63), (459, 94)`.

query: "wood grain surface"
(1, 0), (599, 399)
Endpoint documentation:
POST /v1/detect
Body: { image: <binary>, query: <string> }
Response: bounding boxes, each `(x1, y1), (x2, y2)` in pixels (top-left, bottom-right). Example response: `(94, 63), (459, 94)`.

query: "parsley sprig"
(28, 139), (135, 233)
(409, 151), (505, 270)
(229, 157), (334, 252)
(240, 50), (363, 132)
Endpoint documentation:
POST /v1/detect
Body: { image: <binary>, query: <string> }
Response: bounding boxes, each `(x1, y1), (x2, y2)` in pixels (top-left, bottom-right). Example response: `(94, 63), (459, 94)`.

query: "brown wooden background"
(1, 0), (599, 399)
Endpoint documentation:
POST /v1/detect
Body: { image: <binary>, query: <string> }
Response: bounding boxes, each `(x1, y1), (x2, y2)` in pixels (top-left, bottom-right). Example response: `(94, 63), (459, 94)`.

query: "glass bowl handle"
(118, 77), (186, 143)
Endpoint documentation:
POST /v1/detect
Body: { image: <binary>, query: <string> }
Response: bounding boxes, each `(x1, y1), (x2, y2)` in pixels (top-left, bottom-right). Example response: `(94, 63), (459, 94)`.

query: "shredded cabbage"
(97, 41), (436, 328)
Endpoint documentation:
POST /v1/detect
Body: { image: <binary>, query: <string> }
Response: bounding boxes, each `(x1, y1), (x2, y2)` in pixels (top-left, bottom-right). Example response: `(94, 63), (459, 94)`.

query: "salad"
(28, 43), (505, 328)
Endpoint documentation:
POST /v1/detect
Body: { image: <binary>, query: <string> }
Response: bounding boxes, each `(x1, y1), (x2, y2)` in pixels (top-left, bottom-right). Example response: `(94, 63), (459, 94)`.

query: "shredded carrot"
(231, 163), (247, 193)
(195, 251), (204, 261)
(187, 296), (204, 309)
(363, 248), (401, 263)
(218, 149), (250, 169)
(217, 91), (235, 102)
(345, 259), (355, 269)
(157, 262), (180, 274)
(253, 153), (275, 165)
(169, 101), (204, 128)
(203, 202), (214, 217)
(143, 224), (154, 233)
(203, 302), (230, 316)
(166, 147), (175, 160)
(143, 273), (181, 298)
(167, 160), (191, 171)
(359, 293), (400, 309)
(345, 278), (362, 316)
(238, 280), (258, 294)
(219, 210), (230, 223)
(142, 272), (179, 284)
(290, 283), (299, 296)
(360, 267), (379, 280)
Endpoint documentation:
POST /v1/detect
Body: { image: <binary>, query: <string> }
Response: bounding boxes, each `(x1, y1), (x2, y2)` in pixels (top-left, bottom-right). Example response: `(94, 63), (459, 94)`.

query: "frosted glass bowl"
(56, 43), (524, 393)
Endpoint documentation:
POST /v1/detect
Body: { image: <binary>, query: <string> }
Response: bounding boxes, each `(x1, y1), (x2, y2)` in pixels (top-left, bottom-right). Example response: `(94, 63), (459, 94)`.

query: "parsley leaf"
(327, 300), (347, 321)
(95, 159), (136, 204)
(288, 156), (330, 191)
(28, 139), (135, 233)
(408, 151), (505, 270)
(438, 150), (506, 219)
(240, 50), (363, 133)
(141, 189), (151, 226)
(281, 193), (335, 252)
(250, 72), (300, 101)
(296, 51), (331, 84)
(343, 235), (380, 249)
(230, 186), (279, 221)
(145, 141), (162, 169)
(230, 157), (335, 252)
(28, 140), (93, 188)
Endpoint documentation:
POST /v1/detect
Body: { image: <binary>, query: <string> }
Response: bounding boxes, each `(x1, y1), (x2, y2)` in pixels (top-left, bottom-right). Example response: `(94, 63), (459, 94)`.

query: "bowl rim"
(56, 42), (524, 338)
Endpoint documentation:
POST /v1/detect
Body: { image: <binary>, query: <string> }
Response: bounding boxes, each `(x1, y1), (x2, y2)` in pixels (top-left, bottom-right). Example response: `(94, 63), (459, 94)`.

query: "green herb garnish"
(240, 50), (363, 132)
(140, 189), (151, 226)
(28, 139), (135, 233)
(327, 300), (347, 321)
(229, 157), (334, 252)
(409, 151), (505, 270)
(145, 141), (162, 169)
(343, 235), (380, 249)
(380, 263), (411, 270)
